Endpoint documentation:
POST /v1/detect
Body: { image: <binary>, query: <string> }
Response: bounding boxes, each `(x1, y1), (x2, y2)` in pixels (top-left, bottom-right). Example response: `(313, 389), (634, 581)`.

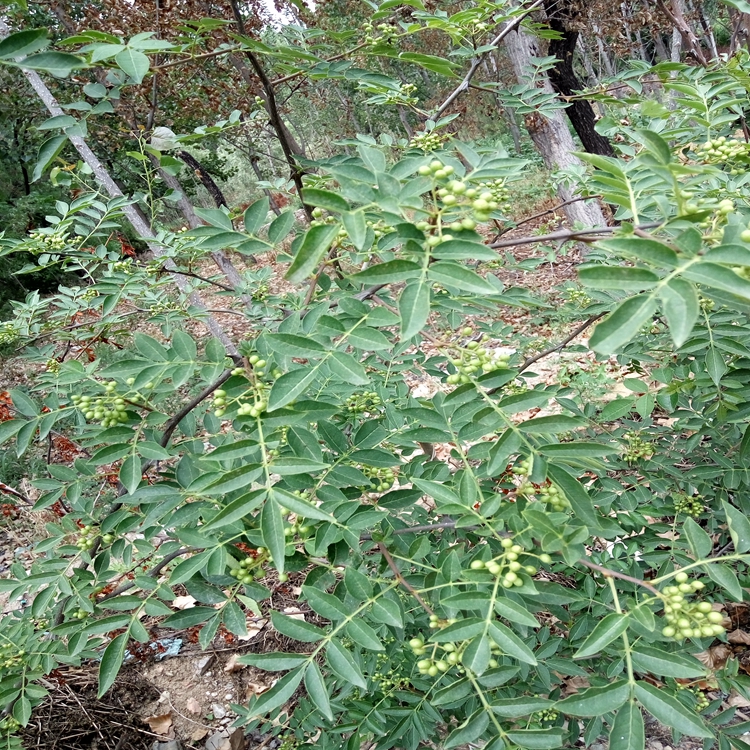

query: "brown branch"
(577, 557), (660, 596)
(163, 268), (235, 292)
(496, 195), (604, 238)
(489, 221), (663, 250)
(159, 368), (235, 448)
(377, 541), (435, 615)
(432, 0), (545, 119)
(518, 313), (606, 373)
(152, 46), (243, 71)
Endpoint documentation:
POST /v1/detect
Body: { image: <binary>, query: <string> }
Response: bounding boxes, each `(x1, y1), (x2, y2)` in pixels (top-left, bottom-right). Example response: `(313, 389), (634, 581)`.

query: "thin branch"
(159, 368), (235, 448)
(496, 195), (603, 238)
(164, 268), (235, 292)
(361, 519), (458, 541)
(431, 0), (545, 119)
(152, 46), (243, 71)
(577, 557), (660, 596)
(377, 541), (435, 615)
(518, 313), (606, 373)
(489, 221), (663, 250)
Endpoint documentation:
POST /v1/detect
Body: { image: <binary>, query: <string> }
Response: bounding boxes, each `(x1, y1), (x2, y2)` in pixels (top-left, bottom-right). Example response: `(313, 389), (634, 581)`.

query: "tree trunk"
(503, 27), (607, 228)
(178, 150), (228, 208)
(543, 0), (616, 158)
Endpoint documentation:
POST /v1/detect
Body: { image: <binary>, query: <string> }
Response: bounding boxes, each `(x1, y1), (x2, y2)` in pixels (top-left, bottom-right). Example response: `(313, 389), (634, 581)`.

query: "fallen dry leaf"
(144, 712), (173, 737)
(561, 675), (590, 696)
(237, 617), (268, 641)
(727, 629), (750, 645)
(224, 654), (244, 673)
(186, 697), (202, 714)
(282, 607), (306, 621)
(695, 643), (733, 671)
(191, 728), (209, 742)
(173, 595), (197, 610)
(727, 690), (750, 708)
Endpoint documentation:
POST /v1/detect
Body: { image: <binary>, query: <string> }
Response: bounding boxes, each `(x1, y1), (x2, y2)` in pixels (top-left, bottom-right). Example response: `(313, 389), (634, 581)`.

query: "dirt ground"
(4, 210), (750, 749)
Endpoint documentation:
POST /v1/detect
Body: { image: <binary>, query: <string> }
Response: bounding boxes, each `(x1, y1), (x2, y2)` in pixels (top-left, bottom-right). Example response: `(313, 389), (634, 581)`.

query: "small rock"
(152, 742), (182, 750)
(224, 694), (232, 700)
(212, 704), (226, 719)
(205, 728), (243, 750)
(650, 744), (663, 750)
(195, 655), (214, 676)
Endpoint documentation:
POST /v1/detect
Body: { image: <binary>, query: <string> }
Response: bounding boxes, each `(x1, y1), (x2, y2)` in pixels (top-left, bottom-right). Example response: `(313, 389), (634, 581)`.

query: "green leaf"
(0, 28), (48, 59)
(346, 327), (391, 351)
(119, 455), (142, 495)
(706, 347), (727, 386)
(505, 728), (565, 749)
(326, 638), (366, 688)
(444, 710), (489, 750)
(630, 646), (705, 678)
(399, 279), (430, 340)
(344, 567), (373, 600)
(555, 680), (630, 716)
(169, 550), (210, 585)
(722, 501), (750, 553)
(238, 652), (309, 671)
(610, 702), (645, 750)
(304, 662), (333, 721)
(574, 613), (628, 658)
(204, 464), (262, 494)
(493, 598), (541, 628)
(272, 488), (335, 522)
(32, 134), (67, 182)
(202, 491), (266, 532)
(660, 278), (699, 348)
(432, 238), (498, 261)
(20, 51), (82, 77)
(683, 517), (712, 559)
(286, 224), (339, 283)
(517, 415), (584, 434)
(429, 618), (485, 642)
(0, 420), (25, 446)
(268, 368), (317, 411)
(428, 262), (497, 294)
(250, 667), (304, 718)
(487, 430), (522, 476)
(487, 622), (537, 665)
(461, 634), (491, 675)
(10, 389), (38, 416)
(370, 598), (402, 628)
(268, 211), (295, 245)
(596, 238), (678, 268)
(590, 295), (658, 355)
(301, 188), (350, 213)
(343, 210), (367, 250)
(243, 197), (269, 234)
(261, 497), (286, 575)
(398, 51), (459, 77)
(12, 695), (31, 726)
(115, 48), (150, 83)
(270, 611), (326, 642)
(346, 619), (384, 650)
(634, 129), (673, 165)
(349, 259), (422, 284)
(266, 333), (326, 357)
(634, 682), (712, 738)
(579, 265), (660, 290)
(705, 563), (743, 600)
(303, 586), (349, 620)
(222, 601), (248, 636)
(98, 632), (128, 697)
(683, 262), (750, 299)
(328, 351), (369, 385)
(491, 696), (553, 718)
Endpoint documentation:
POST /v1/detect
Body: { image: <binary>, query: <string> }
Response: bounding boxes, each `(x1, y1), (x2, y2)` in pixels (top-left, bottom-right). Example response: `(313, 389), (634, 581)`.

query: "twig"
(577, 557), (660, 596)
(163, 268), (235, 292)
(495, 195), (603, 238)
(159, 368), (235, 448)
(361, 519), (458, 541)
(489, 221), (663, 250)
(0, 481), (33, 505)
(98, 547), (198, 602)
(152, 46), (243, 71)
(431, 0), (545, 119)
(518, 313), (606, 373)
(377, 541), (435, 615)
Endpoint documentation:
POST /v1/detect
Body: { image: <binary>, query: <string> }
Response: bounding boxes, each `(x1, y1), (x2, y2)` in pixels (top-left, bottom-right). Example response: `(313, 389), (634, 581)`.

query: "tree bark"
(177, 150), (228, 208)
(503, 26), (607, 228)
(543, 0), (615, 158)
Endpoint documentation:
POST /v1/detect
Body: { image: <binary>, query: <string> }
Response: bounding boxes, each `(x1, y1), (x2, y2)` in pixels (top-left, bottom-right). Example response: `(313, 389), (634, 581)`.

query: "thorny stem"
(579, 557), (661, 597)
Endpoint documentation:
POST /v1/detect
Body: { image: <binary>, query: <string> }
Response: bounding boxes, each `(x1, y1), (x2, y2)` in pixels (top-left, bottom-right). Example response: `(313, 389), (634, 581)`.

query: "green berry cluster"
(254, 282), (269, 301)
(673, 493), (704, 517)
(661, 572), (725, 640)
(409, 131), (449, 151)
(0, 642), (25, 669)
(373, 653), (408, 691)
(70, 381), (129, 427)
(565, 288), (592, 308)
(73, 608), (89, 620)
(512, 456), (533, 478)
(111, 260), (135, 275)
(27, 230), (70, 252)
(75, 524), (97, 551)
(679, 684), (710, 711)
(469, 538), (536, 589)
(446, 328), (511, 384)
(345, 391), (382, 414)
(623, 432), (654, 462)
(0, 716), (20, 731)
(229, 552), (268, 584)
(471, 20), (490, 32)
(362, 21), (398, 44)
(366, 219), (393, 239)
(696, 137), (750, 172)
(45, 358), (60, 373)
(538, 482), (568, 511)
(0, 322), (20, 346)
(533, 707), (559, 723)
(282, 512), (312, 540)
(475, 179), (511, 212)
(417, 159), (455, 181)
(361, 465), (396, 492)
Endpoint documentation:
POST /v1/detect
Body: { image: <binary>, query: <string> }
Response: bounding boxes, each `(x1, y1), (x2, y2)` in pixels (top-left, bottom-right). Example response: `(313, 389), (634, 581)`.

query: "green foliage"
(4, 13), (750, 750)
